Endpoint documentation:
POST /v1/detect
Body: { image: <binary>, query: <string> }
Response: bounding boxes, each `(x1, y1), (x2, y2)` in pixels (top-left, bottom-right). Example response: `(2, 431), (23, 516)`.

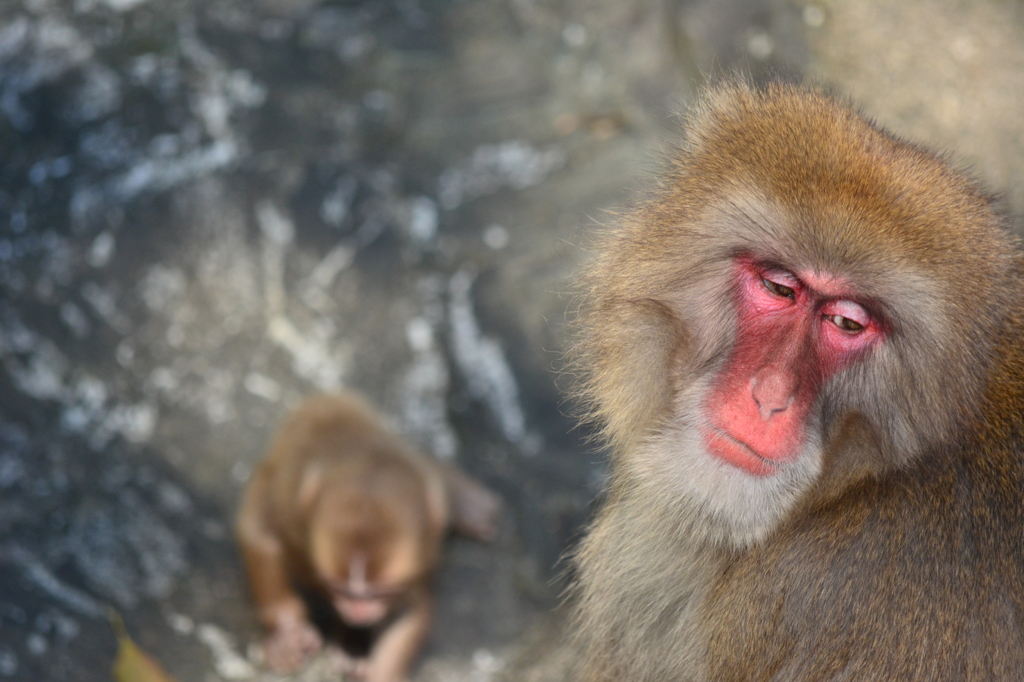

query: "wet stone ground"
(6, 0), (1020, 680)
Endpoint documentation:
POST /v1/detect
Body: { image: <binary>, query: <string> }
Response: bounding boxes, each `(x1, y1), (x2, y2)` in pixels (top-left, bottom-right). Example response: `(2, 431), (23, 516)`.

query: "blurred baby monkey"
(236, 392), (501, 681)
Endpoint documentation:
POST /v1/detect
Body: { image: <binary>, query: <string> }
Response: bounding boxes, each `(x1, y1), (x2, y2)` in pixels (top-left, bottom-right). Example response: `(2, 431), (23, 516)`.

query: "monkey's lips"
(335, 596), (388, 627)
(703, 427), (780, 477)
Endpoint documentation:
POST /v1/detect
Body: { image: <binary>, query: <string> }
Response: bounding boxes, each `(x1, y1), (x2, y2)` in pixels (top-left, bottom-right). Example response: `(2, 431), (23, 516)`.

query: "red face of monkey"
(310, 508), (436, 630)
(701, 257), (886, 476)
(619, 246), (895, 548)
(327, 553), (398, 627)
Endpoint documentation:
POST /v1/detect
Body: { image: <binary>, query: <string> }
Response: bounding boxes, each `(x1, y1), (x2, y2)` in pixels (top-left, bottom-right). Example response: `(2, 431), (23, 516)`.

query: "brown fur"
(566, 82), (1024, 680)
(236, 392), (500, 680)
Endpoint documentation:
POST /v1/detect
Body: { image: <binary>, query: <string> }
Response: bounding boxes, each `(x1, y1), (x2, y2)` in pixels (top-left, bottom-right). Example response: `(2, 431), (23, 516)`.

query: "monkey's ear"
(423, 468), (450, 538)
(296, 461), (323, 514)
(441, 465), (501, 542)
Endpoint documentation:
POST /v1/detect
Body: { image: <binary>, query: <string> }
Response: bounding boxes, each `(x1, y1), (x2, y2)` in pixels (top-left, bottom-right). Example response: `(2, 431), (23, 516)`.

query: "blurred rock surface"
(0, 0), (1019, 680)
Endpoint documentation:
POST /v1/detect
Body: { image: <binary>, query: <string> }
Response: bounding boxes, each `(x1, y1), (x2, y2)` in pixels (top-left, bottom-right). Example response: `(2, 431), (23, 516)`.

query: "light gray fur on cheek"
(626, 378), (823, 549)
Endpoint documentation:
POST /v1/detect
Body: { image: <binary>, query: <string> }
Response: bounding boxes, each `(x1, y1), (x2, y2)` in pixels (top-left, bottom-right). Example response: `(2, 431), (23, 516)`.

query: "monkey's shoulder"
(703, 455), (1024, 679)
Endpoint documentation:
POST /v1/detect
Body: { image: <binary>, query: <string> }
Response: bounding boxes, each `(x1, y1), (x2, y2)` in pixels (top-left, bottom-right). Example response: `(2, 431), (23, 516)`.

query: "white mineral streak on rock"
(483, 224), (509, 250)
(195, 199), (262, 327)
(75, 0), (153, 12)
(109, 139), (237, 200)
(0, 545), (104, 618)
(0, 18), (94, 128)
(0, 18), (30, 62)
(119, 497), (188, 599)
(448, 267), (527, 444)
(473, 649), (505, 674)
(100, 402), (157, 444)
(416, 649), (508, 682)
(0, 646), (14, 676)
(256, 201), (294, 317)
(243, 371), (282, 402)
(74, 63), (122, 122)
(299, 243), (355, 311)
(35, 609), (80, 642)
(437, 140), (567, 210)
(200, 368), (237, 425)
(401, 315), (458, 460)
(255, 202), (348, 391)
(166, 612), (195, 635)
(0, 312), (157, 446)
(63, 19), (263, 211)
(86, 231), (114, 267)
(59, 301), (90, 339)
(7, 337), (68, 401)
(80, 282), (130, 333)
(267, 316), (346, 392)
(139, 265), (186, 311)
(156, 481), (193, 515)
(197, 624), (256, 679)
(226, 69), (267, 109)
(320, 175), (357, 228)
(178, 364), (234, 421)
(179, 19), (266, 136)
(406, 196), (439, 245)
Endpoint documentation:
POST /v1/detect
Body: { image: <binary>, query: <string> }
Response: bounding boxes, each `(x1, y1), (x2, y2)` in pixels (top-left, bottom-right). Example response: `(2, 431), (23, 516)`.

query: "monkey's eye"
(761, 277), (795, 299)
(828, 315), (864, 333)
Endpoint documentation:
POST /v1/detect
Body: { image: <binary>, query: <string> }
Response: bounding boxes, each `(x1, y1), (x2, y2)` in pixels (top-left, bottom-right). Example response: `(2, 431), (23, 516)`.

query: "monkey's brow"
(750, 252), (786, 266)
(723, 197), (783, 242)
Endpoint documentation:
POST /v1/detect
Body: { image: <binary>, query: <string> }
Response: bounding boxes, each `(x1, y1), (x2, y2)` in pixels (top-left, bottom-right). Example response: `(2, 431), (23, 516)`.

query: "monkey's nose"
(751, 370), (795, 420)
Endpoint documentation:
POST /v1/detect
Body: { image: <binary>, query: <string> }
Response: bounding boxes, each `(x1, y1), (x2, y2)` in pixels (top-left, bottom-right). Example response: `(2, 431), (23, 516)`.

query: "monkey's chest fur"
(574, 445), (1024, 681)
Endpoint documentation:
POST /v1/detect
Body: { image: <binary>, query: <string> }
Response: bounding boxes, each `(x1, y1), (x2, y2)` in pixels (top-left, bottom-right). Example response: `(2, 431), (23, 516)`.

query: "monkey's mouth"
(704, 427), (780, 476)
(327, 581), (405, 600)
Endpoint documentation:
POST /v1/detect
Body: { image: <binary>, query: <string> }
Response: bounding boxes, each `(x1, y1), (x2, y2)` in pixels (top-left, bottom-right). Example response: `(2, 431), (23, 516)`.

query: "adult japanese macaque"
(236, 392), (500, 681)
(567, 82), (1024, 680)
